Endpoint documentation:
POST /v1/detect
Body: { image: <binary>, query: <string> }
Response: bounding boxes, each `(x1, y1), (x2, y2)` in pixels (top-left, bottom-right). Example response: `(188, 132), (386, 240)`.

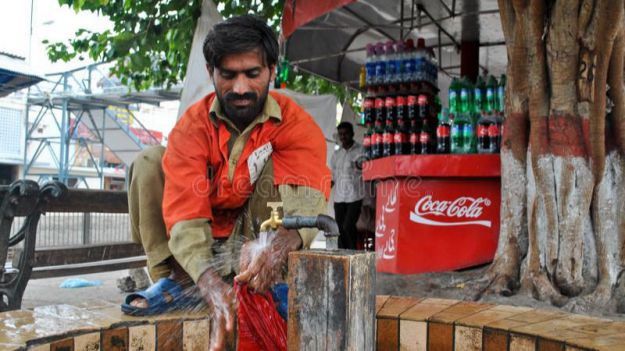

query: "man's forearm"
(168, 218), (215, 282)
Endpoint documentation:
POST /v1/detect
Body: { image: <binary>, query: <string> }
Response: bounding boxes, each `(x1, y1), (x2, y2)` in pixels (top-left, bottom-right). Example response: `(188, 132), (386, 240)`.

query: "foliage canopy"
(46, 0), (356, 106)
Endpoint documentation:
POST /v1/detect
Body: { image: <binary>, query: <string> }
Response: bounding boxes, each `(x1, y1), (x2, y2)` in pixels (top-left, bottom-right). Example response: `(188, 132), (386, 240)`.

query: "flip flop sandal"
(121, 277), (202, 316)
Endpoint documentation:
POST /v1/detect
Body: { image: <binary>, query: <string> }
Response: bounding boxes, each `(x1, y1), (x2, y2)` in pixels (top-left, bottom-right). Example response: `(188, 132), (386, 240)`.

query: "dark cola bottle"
(477, 121), (491, 154)
(363, 97), (375, 126)
(417, 94), (429, 120)
(363, 127), (372, 160)
(407, 95), (419, 131)
(436, 111), (451, 154)
(420, 121), (431, 154)
(394, 118), (409, 155)
(409, 122), (419, 155)
(374, 97), (385, 123)
(382, 119), (395, 158)
(477, 113), (494, 154)
(488, 122), (501, 153)
(396, 95), (406, 127)
(371, 120), (383, 159)
(385, 97), (396, 128)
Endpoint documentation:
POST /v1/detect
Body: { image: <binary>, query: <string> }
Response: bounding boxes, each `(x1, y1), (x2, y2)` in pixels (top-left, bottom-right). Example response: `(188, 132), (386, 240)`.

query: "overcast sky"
(0, 0), (112, 73)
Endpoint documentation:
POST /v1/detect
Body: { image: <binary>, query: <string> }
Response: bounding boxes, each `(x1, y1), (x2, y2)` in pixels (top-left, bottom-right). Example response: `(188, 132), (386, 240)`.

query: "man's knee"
(131, 146), (166, 176)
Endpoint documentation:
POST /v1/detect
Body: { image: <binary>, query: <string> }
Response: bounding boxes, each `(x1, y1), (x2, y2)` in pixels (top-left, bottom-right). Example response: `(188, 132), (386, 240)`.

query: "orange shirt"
(162, 91), (331, 238)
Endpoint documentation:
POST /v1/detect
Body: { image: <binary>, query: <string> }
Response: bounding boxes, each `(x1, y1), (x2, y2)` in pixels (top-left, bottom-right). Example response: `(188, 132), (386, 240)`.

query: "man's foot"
(122, 260), (197, 315)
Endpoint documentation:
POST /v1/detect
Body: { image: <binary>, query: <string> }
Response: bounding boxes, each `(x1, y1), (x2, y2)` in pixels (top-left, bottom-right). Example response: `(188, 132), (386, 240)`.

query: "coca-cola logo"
(409, 195), (492, 227)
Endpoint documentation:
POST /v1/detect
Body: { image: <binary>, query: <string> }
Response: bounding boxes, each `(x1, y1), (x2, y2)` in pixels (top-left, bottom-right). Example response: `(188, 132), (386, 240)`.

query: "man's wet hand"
(235, 227), (302, 292)
(197, 269), (234, 351)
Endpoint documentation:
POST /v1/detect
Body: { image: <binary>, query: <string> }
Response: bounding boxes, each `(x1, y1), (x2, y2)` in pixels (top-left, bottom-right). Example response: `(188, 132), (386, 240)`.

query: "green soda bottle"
(451, 113), (465, 154)
(497, 74), (506, 113)
(448, 78), (460, 116)
(462, 120), (476, 154)
(474, 76), (486, 113)
(486, 75), (498, 113)
(459, 78), (471, 114)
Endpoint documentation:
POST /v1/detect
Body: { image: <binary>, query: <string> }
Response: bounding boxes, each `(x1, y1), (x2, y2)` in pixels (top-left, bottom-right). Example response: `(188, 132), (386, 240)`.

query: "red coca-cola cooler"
(363, 154), (501, 274)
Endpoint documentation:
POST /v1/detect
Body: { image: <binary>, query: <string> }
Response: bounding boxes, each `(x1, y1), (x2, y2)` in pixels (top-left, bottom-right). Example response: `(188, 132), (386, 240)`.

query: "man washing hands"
(121, 15), (330, 350)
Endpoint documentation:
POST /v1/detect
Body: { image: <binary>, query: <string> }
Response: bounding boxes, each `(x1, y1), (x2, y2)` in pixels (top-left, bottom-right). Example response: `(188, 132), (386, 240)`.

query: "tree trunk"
(478, 0), (625, 313)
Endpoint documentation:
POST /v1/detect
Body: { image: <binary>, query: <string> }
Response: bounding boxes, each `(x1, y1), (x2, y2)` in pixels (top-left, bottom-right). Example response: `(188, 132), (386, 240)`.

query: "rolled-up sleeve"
(162, 113), (215, 282)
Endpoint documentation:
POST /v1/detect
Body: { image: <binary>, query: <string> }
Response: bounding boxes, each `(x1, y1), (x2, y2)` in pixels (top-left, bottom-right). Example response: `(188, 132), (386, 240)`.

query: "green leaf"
(73, 0), (86, 12)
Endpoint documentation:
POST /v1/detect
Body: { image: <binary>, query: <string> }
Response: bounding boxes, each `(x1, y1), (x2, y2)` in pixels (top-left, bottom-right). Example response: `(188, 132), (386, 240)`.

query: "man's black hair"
(337, 122), (354, 134)
(203, 15), (279, 70)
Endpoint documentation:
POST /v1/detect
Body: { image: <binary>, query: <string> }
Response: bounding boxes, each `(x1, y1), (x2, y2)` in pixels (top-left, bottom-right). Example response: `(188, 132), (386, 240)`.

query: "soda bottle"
(396, 96), (406, 126)
(462, 121), (476, 154)
(394, 41), (405, 84)
(497, 74), (506, 113)
(488, 123), (501, 153)
(428, 47), (438, 86)
(371, 119), (383, 159)
(402, 39), (415, 85)
(486, 75), (498, 113)
(477, 115), (492, 154)
(474, 76), (486, 113)
(374, 98), (385, 123)
(417, 94), (429, 120)
(407, 95), (420, 132)
(363, 126), (372, 159)
(436, 110), (451, 154)
(363, 98), (374, 126)
(459, 78), (472, 114)
(394, 118), (408, 155)
(359, 66), (366, 89)
(451, 113), (465, 154)
(365, 44), (377, 88)
(492, 111), (504, 150)
(374, 43), (386, 88)
(420, 120), (431, 154)
(448, 77), (460, 116)
(382, 118), (394, 157)
(385, 97), (396, 128)
(385, 41), (397, 85)
(409, 120), (419, 155)
(414, 38), (427, 82)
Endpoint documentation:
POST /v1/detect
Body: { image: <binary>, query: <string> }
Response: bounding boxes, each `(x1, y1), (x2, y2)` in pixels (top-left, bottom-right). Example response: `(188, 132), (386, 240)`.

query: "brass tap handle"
(260, 202), (284, 231)
(266, 202), (283, 214)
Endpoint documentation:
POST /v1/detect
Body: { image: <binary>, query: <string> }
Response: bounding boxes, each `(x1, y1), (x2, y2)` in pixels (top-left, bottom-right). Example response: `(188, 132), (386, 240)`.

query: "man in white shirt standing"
(331, 122), (365, 249)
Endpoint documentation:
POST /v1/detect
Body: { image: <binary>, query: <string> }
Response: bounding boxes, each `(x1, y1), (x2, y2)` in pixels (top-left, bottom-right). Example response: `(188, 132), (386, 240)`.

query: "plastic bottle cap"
(417, 95), (428, 106)
(407, 95), (417, 105)
(385, 97), (395, 107)
(417, 38), (426, 48)
(396, 96), (406, 106)
(375, 98), (384, 108)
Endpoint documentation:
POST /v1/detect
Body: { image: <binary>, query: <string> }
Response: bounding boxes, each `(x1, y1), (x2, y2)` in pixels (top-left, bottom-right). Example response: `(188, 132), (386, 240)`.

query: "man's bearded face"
(211, 49), (275, 126)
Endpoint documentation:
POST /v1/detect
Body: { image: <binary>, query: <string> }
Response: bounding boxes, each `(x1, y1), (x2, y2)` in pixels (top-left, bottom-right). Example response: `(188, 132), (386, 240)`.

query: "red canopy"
(281, 0), (356, 39)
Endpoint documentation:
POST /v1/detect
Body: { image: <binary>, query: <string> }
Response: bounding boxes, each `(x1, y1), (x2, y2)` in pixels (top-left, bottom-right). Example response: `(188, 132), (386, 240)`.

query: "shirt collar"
(209, 93), (282, 132)
(341, 141), (359, 151)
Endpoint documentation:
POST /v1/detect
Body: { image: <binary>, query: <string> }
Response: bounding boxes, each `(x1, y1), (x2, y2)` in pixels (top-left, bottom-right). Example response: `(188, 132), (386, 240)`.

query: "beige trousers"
(128, 146), (280, 282)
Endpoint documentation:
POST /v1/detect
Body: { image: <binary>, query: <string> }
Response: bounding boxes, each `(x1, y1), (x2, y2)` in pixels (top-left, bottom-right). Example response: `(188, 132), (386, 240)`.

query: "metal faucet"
(259, 202), (283, 232)
(259, 202), (341, 250)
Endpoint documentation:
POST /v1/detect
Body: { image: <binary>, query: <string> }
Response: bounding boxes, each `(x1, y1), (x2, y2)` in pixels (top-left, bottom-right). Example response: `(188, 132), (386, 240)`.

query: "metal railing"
(10, 212), (131, 248)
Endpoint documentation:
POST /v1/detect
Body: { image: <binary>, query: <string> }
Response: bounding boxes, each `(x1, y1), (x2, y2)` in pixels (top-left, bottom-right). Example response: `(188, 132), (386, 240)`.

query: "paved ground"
(20, 261), (625, 321)
(22, 270), (129, 310)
